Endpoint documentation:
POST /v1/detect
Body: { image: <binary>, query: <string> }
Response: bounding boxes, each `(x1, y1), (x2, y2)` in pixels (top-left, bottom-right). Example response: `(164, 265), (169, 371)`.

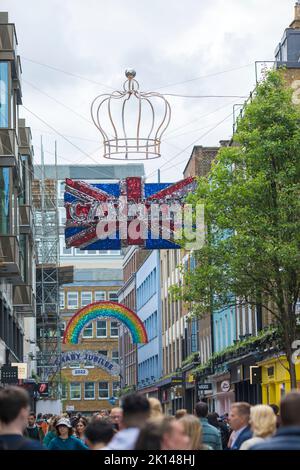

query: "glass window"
(84, 382), (95, 400)
(60, 321), (66, 339)
(96, 320), (107, 338)
(98, 350), (108, 357)
(112, 382), (119, 398)
(70, 382), (81, 400)
(82, 322), (93, 338)
(112, 350), (119, 364)
(0, 168), (11, 234)
(81, 291), (92, 307)
(61, 382), (67, 400)
(95, 291), (106, 302)
(69, 362), (81, 369)
(110, 321), (119, 338)
(59, 181), (65, 199)
(59, 291), (65, 309)
(98, 382), (109, 399)
(67, 292), (78, 309)
(109, 292), (118, 302)
(75, 248), (85, 255)
(0, 62), (9, 127)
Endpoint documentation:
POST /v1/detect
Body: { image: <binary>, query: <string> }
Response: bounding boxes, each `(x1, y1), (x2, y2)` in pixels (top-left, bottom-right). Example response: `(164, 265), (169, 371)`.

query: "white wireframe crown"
(91, 69), (171, 160)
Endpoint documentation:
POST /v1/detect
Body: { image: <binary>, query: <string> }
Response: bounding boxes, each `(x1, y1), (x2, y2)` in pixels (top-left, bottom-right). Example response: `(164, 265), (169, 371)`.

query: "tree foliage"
(173, 70), (300, 383)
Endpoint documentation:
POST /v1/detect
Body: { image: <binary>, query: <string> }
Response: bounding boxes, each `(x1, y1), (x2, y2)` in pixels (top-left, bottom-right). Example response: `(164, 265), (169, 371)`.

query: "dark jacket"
(231, 426), (252, 450)
(251, 427), (300, 450)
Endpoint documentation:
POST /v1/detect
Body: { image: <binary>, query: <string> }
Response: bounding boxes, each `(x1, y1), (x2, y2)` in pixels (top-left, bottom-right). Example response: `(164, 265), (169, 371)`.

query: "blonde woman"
(148, 398), (163, 418)
(240, 405), (276, 450)
(180, 414), (210, 450)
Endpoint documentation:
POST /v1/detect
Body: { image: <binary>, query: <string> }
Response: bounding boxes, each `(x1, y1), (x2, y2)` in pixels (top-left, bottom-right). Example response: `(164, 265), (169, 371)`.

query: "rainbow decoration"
(63, 301), (148, 345)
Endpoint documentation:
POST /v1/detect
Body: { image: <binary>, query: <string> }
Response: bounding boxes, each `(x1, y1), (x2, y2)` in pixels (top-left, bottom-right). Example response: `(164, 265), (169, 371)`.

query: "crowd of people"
(0, 385), (300, 450)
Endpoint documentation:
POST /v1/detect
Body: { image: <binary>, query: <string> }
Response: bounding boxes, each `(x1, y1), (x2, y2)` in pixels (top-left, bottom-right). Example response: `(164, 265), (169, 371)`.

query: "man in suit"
(252, 391), (300, 450)
(228, 402), (252, 449)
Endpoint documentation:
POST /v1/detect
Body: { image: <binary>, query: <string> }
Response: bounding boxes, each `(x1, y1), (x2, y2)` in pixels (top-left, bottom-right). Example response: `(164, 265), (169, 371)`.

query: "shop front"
(157, 375), (184, 415)
(229, 353), (262, 405)
(258, 355), (300, 407)
(183, 372), (197, 413)
(209, 369), (235, 415)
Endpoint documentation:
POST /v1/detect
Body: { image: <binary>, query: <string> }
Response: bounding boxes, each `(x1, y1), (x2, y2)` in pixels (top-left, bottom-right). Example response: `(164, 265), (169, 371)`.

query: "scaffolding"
(32, 140), (62, 398)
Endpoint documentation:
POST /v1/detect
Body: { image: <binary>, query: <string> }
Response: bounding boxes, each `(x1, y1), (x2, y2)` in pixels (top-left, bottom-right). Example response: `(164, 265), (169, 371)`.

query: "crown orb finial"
(125, 69), (136, 80)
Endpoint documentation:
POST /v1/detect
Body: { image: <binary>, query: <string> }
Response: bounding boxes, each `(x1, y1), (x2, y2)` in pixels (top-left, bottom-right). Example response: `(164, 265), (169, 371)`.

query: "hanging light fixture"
(91, 69), (171, 160)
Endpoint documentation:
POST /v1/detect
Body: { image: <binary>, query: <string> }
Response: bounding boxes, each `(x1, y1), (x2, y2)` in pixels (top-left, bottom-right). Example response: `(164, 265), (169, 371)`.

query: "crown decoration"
(91, 69), (171, 160)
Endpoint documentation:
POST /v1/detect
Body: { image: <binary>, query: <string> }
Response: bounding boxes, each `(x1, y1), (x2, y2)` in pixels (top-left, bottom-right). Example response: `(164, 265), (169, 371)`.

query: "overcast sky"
(1, 0), (297, 181)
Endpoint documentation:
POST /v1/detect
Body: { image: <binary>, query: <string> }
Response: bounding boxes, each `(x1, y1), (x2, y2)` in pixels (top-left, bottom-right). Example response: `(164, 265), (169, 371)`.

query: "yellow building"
(259, 356), (300, 407)
(60, 285), (121, 415)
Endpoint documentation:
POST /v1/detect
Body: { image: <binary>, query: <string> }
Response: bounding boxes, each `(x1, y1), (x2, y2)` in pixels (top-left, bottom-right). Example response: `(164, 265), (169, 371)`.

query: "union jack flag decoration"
(64, 176), (196, 250)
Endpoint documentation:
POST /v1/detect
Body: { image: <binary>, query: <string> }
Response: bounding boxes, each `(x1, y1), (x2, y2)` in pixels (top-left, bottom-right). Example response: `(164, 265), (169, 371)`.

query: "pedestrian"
(251, 391), (300, 450)
(148, 397), (163, 418)
(102, 393), (150, 450)
(175, 409), (187, 420)
(25, 413), (45, 442)
(109, 407), (123, 431)
(75, 416), (88, 443)
(135, 416), (190, 450)
(180, 414), (209, 450)
(48, 417), (88, 450)
(43, 415), (59, 448)
(85, 419), (115, 449)
(99, 409), (109, 418)
(207, 412), (230, 449)
(194, 402), (222, 450)
(269, 404), (281, 428)
(228, 402), (252, 450)
(240, 404), (276, 450)
(0, 386), (44, 450)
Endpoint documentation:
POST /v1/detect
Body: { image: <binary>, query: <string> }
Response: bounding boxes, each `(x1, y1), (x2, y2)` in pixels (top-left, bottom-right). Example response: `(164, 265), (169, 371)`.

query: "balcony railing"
(0, 235), (21, 278)
(13, 285), (36, 317)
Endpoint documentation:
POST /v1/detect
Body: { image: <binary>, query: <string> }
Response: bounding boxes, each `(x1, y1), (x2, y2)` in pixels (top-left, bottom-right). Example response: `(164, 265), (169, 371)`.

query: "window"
(110, 321), (119, 338)
(60, 321), (66, 339)
(60, 291), (65, 309)
(70, 382), (81, 400)
(61, 382), (67, 400)
(67, 292), (78, 309)
(98, 382), (109, 399)
(98, 350), (108, 357)
(81, 291), (92, 307)
(112, 350), (119, 364)
(0, 62), (9, 127)
(69, 362), (81, 369)
(109, 292), (118, 302)
(82, 322), (93, 338)
(96, 320), (107, 338)
(61, 236), (72, 255)
(112, 382), (119, 398)
(95, 291), (106, 302)
(59, 181), (65, 199)
(84, 382), (95, 400)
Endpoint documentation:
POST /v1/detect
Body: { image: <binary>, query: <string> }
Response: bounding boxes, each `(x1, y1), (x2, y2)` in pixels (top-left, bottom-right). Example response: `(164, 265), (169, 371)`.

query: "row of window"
(138, 354), (159, 384)
(60, 236), (121, 256)
(143, 311), (158, 342)
(61, 320), (119, 339)
(60, 291), (118, 309)
(137, 268), (157, 309)
(63, 382), (119, 400)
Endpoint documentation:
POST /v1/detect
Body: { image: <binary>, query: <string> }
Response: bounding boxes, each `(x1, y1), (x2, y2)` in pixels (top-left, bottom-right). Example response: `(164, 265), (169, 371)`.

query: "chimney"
(290, 2), (300, 29)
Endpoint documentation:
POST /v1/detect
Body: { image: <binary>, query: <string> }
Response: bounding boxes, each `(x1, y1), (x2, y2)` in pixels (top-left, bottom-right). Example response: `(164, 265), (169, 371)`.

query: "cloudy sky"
(1, 0), (297, 181)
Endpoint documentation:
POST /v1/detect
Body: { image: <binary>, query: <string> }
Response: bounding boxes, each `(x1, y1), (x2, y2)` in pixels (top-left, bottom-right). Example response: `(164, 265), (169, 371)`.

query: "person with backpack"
(0, 386), (45, 450)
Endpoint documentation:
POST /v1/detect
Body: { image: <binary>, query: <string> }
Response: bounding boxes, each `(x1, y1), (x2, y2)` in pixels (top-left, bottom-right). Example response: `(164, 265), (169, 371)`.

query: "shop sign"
(72, 369), (89, 376)
(171, 376), (183, 385)
(0, 366), (18, 384)
(220, 380), (231, 392)
(66, 405), (75, 412)
(198, 383), (212, 391)
(12, 362), (28, 380)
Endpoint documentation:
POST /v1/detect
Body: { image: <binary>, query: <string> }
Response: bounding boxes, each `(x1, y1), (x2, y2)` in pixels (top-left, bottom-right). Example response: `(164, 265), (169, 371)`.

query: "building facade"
(0, 12), (36, 380)
(136, 250), (162, 397)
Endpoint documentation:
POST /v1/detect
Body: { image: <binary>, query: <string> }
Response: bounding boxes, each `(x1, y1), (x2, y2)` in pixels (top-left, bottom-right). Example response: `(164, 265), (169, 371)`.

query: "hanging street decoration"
(63, 301), (148, 345)
(91, 69), (171, 161)
(64, 176), (196, 250)
(50, 351), (121, 376)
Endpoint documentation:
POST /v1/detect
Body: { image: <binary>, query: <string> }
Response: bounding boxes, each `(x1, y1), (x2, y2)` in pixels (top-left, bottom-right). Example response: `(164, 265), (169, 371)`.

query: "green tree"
(173, 70), (300, 387)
